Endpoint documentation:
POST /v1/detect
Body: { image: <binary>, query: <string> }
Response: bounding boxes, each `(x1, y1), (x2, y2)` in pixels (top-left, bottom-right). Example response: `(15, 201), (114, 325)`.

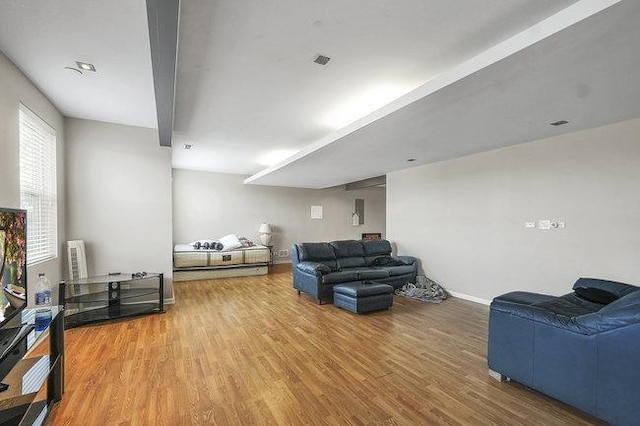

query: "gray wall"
(65, 118), (174, 300)
(388, 118), (640, 303)
(172, 169), (386, 261)
(0, 51), (66, 304)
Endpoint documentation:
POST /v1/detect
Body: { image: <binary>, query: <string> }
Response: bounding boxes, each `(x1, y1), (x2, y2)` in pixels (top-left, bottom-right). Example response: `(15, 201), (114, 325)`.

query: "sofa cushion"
(532, 296), (600, 318)
(575, 287), (619, 305)
(600, 290), (640, 312)
(371, 256), (407, 267)
(330, 240), (364, 257)
(321, 271), (359, 285)
(362, 239), (392, 256)
(354, 269), (390, 280)
(573, 277), (637, 299)
(337, 257), (366, 269)
(331, 240), (366, 269)
(385, 264), (417, 277)
(298, 242), (337, 270)
(576, 291), (640, 333)
(333, 282), (394, 297)
(492, 291), (558, 306)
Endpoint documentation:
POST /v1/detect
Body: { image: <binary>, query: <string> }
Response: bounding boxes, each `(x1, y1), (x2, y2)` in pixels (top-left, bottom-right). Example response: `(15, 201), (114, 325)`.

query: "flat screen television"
(0, 208), (27, 325)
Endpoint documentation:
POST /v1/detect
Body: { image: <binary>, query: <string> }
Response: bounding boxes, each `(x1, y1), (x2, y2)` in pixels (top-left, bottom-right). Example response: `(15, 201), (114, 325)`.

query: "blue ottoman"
(333, 282), (394, 314)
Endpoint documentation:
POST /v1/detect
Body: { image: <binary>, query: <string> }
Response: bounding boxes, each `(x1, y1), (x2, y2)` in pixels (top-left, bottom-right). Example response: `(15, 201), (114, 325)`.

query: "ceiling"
(0, 0), (157, 129)
(2, 1), (638, 189)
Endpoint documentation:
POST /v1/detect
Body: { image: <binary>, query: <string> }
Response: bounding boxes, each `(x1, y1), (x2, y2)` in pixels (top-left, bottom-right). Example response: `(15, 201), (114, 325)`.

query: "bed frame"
(173, 245), (271, 282)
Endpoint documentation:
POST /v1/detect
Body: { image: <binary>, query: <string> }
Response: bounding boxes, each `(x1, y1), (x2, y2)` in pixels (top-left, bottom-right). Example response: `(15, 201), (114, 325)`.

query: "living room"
(1, 1), (639, 425)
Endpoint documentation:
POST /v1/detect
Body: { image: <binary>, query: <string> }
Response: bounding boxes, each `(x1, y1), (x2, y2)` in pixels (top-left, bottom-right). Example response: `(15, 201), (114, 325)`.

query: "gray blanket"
(395, 275), (448, 303)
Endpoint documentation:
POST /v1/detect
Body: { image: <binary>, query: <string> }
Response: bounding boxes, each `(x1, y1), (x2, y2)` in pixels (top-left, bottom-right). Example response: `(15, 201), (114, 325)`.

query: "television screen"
(0, 208), (27, 323)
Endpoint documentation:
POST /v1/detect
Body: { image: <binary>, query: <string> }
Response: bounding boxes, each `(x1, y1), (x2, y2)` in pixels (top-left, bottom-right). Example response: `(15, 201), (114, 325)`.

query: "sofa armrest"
(395, 255), (416, 265)
(491, 299), (596, 335)
(296, 261), (331, 276)
(573, 277), (638, 298)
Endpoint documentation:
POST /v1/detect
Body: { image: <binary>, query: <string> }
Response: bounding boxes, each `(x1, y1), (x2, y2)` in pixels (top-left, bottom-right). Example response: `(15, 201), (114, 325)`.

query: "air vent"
(550, 120), (569, 126)
(313, 55), (331, 65)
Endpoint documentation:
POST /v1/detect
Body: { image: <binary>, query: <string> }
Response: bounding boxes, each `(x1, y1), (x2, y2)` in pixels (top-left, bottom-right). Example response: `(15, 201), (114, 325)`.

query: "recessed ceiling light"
(407, 158), (416, 162)
(313, 55), (331, 66)
(64, 66), (83, 75)
(550, 120), (569, 126)
(75, 61), (96, 72)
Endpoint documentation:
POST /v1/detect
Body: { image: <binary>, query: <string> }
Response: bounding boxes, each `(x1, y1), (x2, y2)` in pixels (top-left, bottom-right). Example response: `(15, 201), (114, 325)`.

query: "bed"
(173, 241), (271, 282)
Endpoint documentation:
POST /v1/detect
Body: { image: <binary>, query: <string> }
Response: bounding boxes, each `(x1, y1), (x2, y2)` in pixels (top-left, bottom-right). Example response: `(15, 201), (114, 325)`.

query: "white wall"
(172, 169), (386, 261)
(0, 51), (66, 304)
(65, 118), (174, 300)
(388, 118), (640, 302)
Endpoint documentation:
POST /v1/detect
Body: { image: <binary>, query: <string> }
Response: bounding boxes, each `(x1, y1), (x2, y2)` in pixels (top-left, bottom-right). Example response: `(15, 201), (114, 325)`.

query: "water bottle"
(34, 272), (52, 332)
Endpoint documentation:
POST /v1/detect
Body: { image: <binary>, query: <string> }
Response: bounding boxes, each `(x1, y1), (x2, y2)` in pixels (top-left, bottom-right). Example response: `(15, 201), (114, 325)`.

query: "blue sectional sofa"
(488, 278), (640, 426)
(291, 239), (417, 303)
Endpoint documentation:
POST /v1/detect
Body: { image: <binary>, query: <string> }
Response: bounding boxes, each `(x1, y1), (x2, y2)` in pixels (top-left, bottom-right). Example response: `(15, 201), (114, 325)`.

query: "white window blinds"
(19, 103), (58, 265)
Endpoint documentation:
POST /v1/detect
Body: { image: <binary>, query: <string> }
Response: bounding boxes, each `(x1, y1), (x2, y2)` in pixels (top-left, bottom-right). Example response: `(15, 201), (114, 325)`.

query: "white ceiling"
(2, 1), (638, 190)
(172, 0), (580, 176)
(0, 0), (156, 129)
(248, 0), (639, 188)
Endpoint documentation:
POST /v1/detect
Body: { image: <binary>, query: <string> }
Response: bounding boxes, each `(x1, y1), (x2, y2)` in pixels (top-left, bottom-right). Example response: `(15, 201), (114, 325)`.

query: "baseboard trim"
(448, 291), (491, 306)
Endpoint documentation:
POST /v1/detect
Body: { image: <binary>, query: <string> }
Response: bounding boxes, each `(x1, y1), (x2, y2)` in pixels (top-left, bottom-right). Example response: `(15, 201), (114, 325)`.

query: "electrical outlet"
(277, 249), (289, 257)
(525, 222), (536, 228)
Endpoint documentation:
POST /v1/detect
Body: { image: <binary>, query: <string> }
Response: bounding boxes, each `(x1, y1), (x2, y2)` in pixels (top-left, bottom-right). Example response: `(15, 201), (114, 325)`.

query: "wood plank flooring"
(47, 265), (603, 425)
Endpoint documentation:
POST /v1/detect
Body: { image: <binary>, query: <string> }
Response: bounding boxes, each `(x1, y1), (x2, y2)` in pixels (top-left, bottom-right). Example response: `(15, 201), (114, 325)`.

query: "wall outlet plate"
(277, 249), (289, 257)
(539, 220), (552, 230)
(525, 222), (536, 228)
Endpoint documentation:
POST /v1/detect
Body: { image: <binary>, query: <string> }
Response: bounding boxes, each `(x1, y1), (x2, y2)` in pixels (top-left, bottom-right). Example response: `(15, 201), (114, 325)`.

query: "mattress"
(173, 244), (271, 269)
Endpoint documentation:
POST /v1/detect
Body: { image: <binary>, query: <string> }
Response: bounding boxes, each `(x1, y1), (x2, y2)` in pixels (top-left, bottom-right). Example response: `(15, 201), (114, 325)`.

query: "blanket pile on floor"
(395, 275), (449, 303)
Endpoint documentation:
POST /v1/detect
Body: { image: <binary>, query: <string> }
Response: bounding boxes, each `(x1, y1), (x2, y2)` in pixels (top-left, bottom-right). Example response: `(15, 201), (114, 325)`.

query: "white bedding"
(174, 244), (268, 253)
(187, 234), (255, 252)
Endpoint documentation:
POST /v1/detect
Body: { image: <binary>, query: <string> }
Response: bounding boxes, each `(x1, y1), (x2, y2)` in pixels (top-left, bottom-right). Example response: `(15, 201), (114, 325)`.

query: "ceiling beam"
(146, 0), (179, 147)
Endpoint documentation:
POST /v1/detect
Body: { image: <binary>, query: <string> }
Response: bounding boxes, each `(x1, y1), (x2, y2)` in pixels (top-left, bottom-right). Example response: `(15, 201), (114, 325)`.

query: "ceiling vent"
(550, 120), (569, 126)
(313, 55), (331, 65)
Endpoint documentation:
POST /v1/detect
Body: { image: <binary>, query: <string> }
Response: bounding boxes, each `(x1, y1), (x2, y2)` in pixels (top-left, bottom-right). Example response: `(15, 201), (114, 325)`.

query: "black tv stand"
(63, 273), (164, 328)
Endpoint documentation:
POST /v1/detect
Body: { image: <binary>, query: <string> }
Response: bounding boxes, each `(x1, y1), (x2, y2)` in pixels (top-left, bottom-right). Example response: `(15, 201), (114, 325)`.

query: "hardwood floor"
(48, 265), (603, 425)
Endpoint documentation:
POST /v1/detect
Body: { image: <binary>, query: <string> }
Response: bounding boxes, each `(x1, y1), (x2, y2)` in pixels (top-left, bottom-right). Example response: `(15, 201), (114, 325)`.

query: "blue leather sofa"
(291, 239), (417, 303)
(488, 278), (640, 426)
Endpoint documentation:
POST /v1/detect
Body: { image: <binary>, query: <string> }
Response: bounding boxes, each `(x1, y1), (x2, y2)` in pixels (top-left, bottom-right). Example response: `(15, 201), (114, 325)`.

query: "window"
(19, 103), (57, 265)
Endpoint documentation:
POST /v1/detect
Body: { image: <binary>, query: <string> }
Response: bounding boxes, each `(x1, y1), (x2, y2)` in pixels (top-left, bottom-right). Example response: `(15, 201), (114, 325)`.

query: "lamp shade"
(258, 223), (272, 234)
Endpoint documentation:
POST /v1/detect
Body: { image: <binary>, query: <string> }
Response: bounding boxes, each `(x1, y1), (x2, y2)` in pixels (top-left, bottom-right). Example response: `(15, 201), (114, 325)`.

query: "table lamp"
(259, 222), (272, 245)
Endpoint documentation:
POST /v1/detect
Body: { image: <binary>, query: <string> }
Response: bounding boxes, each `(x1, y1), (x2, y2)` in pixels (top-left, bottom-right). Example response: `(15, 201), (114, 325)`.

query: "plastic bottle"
(34, 272), (52, 332)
